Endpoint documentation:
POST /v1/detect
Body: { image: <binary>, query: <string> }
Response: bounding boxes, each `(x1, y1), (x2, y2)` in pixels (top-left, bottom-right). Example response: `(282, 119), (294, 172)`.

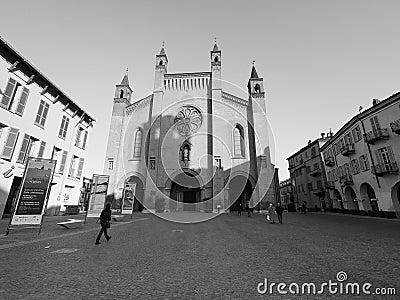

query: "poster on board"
(11, 158), (56, 226)
(121, 182), (136, 214)
(86, 174), (109, 218)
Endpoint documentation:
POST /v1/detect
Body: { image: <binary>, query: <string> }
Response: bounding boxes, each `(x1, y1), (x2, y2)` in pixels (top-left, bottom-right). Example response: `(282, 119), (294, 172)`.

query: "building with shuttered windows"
(0, 36), (95, 217)
(320, 93), (400, 217)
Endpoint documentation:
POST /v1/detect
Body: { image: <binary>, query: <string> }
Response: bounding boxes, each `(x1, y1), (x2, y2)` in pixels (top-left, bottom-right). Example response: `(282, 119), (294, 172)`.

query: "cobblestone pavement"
(0, 212), (399, 299)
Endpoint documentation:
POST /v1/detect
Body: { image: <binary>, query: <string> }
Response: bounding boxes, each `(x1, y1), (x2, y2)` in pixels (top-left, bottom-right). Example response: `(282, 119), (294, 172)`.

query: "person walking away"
(302, 202), (307, 214)
(96, 203), (112, 245)
(275, 202), (284, 224)
(246, 202), (251, 217)
(267, 203), (276, 224)
(238, 202), (243, 216)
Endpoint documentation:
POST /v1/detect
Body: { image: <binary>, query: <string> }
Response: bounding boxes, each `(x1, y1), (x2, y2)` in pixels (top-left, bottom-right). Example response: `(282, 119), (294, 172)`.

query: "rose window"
(174, 106), (202, 136)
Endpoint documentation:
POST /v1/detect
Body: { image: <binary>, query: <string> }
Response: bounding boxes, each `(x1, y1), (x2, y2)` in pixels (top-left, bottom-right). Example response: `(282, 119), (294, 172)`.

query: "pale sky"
(1, 0), (399, 180)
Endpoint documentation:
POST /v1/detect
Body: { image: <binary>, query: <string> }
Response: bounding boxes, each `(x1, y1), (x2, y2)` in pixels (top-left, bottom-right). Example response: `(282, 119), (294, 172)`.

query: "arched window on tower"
(233, 125), (245, 157)
(181, 142), (191, 162)
(214, 56), (219, 63)
(254, 84), (261, 93)
(120, 90), (124, 98)
(159, 60), (163, 66)
(133, 129), (142, 158)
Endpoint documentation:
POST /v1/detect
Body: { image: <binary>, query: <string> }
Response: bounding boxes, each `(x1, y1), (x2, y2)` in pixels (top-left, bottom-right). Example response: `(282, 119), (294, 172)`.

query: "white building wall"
(0, 52), (93, 217)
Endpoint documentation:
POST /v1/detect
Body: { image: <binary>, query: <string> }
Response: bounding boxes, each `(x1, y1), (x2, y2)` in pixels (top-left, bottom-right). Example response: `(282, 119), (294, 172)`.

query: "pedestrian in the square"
(95, 203), (112, 245)
(275, 202), (284, 224)
(267, 203), (276, 224)
(246, 202), (251, 217)
(302, 202), (307, 214)
(238, 202), (243, 216)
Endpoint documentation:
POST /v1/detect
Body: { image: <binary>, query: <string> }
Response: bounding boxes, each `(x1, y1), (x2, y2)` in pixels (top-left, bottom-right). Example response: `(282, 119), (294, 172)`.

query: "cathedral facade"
(103, 43), (278, 213)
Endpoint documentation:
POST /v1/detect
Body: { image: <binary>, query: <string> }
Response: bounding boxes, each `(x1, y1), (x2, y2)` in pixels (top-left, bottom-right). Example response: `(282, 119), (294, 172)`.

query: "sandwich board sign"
(121, 182), (136, 215)
(85, 174), (109, 219)
(7, 157), (56, 235)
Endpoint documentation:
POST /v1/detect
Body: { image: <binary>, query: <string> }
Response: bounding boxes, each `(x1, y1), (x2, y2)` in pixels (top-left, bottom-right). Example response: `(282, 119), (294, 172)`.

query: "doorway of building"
(170, 172), (202, 211)
(2, 177), (22, 217)
(228, 175), (253, 211)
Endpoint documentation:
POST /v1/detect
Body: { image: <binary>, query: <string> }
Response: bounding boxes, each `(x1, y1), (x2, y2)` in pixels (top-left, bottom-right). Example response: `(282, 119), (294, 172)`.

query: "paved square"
(0, 212), (399, 299)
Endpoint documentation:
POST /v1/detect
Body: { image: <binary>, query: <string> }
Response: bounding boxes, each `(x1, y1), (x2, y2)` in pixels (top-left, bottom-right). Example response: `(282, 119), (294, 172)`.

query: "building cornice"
(320, 91), (400, 152)
(0, 35), (95, 124)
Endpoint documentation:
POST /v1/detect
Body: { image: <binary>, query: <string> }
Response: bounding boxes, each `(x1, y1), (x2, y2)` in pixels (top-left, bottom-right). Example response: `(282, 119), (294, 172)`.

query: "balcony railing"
(325, 181), (335, 189)
(364, 128), (389, 144)
(339, 174), (353, 186)
(341, 144), (355, 156)
(371, 162), (399, 176)
(390, 119), (400, 135)
(324, 157), (335, 167)
(312, 187), (325, 195)
(309, 167), (322, 177)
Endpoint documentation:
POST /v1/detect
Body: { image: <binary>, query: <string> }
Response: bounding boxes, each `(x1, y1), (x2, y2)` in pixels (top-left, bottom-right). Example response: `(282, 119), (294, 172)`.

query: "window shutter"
(38, 141), (46, 158)
(364, 155), (370, 170)
(0, 78), (17, 109)
(375, 150), (383, 165)
(17, 134), (30, 163)
(15, 87), (29, 116)
(58, 117), (65, 138)
(387, 146), (395, 162)
(359, 157), (365, 172)
(75, 129), (82, 146)
(40, 103), (49, 126)
(0, 127), (19, 160)
(82, 130), (88, 149)
(35, 101), (44, 124)
(76, 158), (84, 178)
(59, 151), (68, 174)
(64, 118), (69, 139)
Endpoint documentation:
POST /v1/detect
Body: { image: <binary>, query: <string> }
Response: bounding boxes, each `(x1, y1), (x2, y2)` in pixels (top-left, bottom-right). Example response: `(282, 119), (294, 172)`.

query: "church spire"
(156, 42), (168, 71)
(250, 61), (259, 79)
(121, 68), (130, 85)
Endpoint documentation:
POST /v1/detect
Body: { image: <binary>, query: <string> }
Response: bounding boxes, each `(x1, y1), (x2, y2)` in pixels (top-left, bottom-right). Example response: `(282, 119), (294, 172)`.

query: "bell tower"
(114, 69), (133, 103)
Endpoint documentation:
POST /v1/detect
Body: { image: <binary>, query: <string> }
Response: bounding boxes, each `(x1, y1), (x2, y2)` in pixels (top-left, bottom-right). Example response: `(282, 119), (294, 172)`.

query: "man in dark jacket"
(275, 202), (284, 224)
(95, 203), (112, 245)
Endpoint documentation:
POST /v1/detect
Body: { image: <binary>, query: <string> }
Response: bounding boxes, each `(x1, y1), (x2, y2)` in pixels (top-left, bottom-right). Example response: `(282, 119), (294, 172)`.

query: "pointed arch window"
(214, 56), (219, 63)
(233, 125), (245, 157)
(120, 90), (124, 98)
(133, 129), (142, 158)
(254, 84), (261, 93)
(159, 60), (163, 66)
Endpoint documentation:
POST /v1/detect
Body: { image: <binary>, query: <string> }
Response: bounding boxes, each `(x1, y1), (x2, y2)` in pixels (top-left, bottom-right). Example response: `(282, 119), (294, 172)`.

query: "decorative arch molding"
(223, 171), (257, 189)
(116, 171), (146, 188)
(164, 168), (204, 191)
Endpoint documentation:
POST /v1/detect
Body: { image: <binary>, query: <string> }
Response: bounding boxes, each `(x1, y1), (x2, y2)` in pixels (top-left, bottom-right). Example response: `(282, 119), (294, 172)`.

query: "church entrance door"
(170, 172), (202, 212)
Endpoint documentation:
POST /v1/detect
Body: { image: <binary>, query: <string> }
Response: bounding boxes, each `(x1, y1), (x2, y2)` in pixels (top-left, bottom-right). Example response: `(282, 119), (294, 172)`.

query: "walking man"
(275, 202), (284, 224)
(302, 201), (307, 214)
(238, 202), (243, 216)
(95, 203), (112, 245)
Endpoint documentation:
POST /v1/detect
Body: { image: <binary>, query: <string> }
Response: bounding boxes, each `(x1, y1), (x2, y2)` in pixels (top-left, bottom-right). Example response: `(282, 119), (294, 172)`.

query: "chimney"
(321, 133), (325, 139)
(372, 99), (380, 106)
(308, 140), (312, 144)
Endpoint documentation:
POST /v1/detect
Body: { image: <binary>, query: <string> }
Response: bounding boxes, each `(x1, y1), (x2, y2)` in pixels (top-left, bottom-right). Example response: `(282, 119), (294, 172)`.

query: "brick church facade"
(103, 43), (279, 213)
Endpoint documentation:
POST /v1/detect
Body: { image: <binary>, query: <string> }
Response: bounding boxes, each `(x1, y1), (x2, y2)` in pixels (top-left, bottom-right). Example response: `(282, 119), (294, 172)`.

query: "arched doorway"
(332, 189), (344, 209)
(344, 187), (359, 210)
(125, 176), (144, 212)
(228, 175), (253, 211)
(360, 183), (379, 212)
(391, 181), (400, 212)
(170, 172), (202, 211)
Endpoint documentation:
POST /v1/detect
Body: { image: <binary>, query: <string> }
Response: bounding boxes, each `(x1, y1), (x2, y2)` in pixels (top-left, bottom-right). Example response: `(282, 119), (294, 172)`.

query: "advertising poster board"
(86, 174), (109, 218)
(10, 158), (56, 226)
(121, 182), (136, 215)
